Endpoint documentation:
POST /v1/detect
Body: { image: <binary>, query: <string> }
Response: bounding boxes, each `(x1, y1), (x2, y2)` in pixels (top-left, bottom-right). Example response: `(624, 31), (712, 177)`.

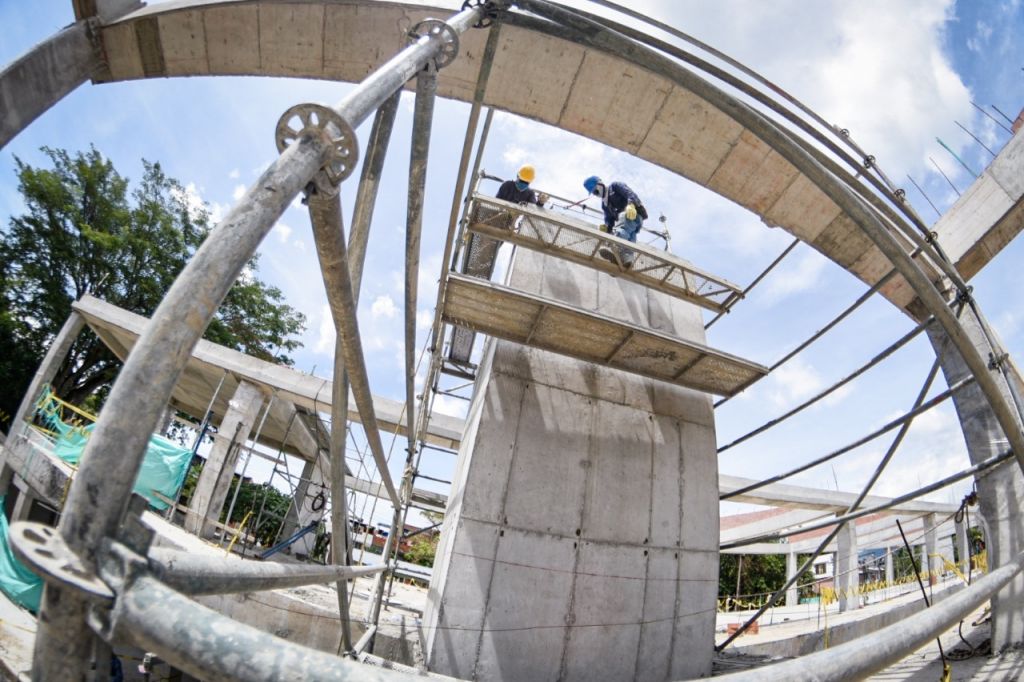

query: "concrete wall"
(927, 313), (1024, 652)
(424, 248), (719, 681)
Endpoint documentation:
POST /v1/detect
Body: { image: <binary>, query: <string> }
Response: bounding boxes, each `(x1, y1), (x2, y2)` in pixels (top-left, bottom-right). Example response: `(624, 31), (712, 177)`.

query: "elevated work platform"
(467, 195), (743, 312)
(441, 272), (766, 396)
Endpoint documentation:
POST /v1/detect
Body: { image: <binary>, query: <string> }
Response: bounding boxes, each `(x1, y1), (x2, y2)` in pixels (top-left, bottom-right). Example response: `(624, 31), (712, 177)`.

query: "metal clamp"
(9, 522), (114, 602)
(275, 103), (358, 195)
(410, 19), (459, 68)
(462, 0), (500, 28)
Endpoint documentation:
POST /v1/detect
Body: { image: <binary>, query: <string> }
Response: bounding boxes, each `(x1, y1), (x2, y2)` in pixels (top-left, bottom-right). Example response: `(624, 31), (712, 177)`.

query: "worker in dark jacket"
(583, 175), (646, 267)
(497, 165), (548, 206)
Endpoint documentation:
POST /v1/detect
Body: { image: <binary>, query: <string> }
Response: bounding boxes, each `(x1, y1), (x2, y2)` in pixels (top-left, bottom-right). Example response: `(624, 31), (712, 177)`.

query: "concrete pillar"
(281, 452), (331, 557)
(423, 249), (719, 681)
(885, 546), (894, 584)
(11, 487), (36, 522)
(8, 311), (86, 438)
(924, 513), (938, 586)
(186, 381), (264, 537)
(928, 313), (1024, 651)
(785, 549), (799, 607)
(836, 522), (859, 612)
(955, 518), (970, 571)
(936, 533), (955, 579)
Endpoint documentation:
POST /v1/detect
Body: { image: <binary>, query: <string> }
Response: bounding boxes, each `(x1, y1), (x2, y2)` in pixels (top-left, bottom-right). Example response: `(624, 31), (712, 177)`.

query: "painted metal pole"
(8, 310), (86, 437)
(146, 547), (386, 595)
(31, 5), (485, 678)
(370, 62), (439, 641)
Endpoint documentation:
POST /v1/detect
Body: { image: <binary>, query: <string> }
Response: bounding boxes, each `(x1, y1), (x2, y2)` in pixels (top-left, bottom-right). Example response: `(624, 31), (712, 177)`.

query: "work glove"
(625, 203), (638, 221)
(536, 192), (549, 206)
(600, 224), (611, 234)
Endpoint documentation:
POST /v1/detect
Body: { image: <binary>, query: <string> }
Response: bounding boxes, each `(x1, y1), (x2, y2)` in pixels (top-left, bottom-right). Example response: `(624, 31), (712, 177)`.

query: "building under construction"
(1, 0), (1024, 680)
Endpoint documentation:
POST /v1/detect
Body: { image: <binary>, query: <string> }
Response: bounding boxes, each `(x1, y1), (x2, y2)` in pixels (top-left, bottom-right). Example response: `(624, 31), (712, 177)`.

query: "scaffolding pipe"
(370, 62), (439, 643)
(705, 238), (799, 330)
(31, 5), (486, 676)
(717, 549), (1024, 681)
(222, 394), (276, 546)
(147, 547), (386, 595)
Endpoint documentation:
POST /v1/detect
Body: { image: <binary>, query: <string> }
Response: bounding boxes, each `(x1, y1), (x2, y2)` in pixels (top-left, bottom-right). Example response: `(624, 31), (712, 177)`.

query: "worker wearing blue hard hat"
(583, 175), (647, 267)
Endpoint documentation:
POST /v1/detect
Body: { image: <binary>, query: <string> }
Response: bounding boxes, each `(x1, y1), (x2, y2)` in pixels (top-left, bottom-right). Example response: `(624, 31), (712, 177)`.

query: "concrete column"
(836, 522), (859, 613)
(885, 546), (894, 584)
(281, 452), (331, 557)
(936, 533), (955, 579)
(186, 381), (263, 537)
(924, 513), (938, 586)
(8, 311), (86, 437)
(928, 313), (1024, 651)
(955, 518), (970, 572)
(423, 249), (719, 681)
(785, 549), (799, 607)
(11, 487), (36, 522)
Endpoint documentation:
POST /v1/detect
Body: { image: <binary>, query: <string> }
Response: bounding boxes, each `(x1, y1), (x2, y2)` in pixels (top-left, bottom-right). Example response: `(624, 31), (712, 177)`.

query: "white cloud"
(232, 184), (247, 201)
(314, 305), (335, 355)
(171, 181), (207, 222)
(767, 359), (852, 409)
(371, 294), (397, 319)
(228, 168), (240, 179)
(273, 222), (293, 243)
(417, 309), (434, 330)
(762, 250), (828, 301)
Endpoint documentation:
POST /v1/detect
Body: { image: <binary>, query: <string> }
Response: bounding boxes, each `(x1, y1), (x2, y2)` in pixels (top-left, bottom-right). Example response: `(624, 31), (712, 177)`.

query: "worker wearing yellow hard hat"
(496, 164), (548, 207)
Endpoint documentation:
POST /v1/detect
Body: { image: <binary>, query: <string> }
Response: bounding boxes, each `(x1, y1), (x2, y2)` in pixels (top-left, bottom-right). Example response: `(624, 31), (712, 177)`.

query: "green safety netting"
(0, 496), (42, 612)
(35, 391), (193, 511)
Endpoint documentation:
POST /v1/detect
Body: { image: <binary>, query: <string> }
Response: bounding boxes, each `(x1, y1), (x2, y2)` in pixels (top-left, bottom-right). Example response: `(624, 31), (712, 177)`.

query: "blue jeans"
(617, 217), (642, 243)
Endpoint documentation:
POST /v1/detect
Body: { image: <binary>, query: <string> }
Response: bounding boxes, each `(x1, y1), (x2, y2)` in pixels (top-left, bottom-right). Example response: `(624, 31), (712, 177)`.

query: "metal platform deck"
(441, 273), (767, 396)
(466, 194), (743, 313)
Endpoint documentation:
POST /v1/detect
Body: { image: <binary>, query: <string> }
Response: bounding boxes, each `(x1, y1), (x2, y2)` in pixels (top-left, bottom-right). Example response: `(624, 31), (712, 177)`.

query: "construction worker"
(583, 175), (647, 267)
(497, 164), (548, 206)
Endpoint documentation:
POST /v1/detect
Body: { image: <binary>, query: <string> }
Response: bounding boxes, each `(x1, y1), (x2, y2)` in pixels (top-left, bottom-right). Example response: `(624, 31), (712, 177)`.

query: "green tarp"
(0, 496), (42, 613)
(37, 394), (193, 511)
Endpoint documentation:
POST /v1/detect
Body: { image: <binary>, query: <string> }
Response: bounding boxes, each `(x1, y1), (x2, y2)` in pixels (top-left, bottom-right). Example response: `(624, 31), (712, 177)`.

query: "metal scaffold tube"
(146, 547), (387, 595)
(30, 4), (487, 677)
(369, 60), (439, 643)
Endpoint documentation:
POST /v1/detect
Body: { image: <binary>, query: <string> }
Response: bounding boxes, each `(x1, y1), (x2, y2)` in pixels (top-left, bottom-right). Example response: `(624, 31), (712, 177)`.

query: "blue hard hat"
(583, 175), (601, 194)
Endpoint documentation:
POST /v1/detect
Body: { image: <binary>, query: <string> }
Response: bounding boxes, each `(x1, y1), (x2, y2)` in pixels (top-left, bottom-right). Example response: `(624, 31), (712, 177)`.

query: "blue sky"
(1, 0), (1022, 529)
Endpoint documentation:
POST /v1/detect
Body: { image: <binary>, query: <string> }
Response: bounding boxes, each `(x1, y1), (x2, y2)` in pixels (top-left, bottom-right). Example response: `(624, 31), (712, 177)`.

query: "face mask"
(515, 180), (529, 191)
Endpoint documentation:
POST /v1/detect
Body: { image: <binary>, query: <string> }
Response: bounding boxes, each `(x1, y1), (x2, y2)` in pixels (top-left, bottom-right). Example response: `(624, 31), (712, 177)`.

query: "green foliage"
(222, 478), (293, 547)
(718, 551), (817, 604)
(0, 146), (305, 422)
(403, 532), (440, 568)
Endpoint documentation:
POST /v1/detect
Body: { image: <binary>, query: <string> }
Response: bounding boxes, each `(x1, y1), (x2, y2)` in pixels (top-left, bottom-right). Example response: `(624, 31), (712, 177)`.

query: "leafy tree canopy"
(0, 146), (305, 425)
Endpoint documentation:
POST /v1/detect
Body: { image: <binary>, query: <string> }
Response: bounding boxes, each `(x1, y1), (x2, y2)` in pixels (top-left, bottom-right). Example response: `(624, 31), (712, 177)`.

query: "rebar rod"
(705, 238), (799, 330)
(971, 101), (1013, 134)
(718, 359), (954, 650)
(721, 447), (1014, 550)
(516, 3), (1024, 472)
(718, 318), (930, 453)
(954, 120), (997, 158)
(519, 6), (965, 293)
(32, 5), (485, 676)
(146, 547), (386, 595)
(721, 373), (970, 499)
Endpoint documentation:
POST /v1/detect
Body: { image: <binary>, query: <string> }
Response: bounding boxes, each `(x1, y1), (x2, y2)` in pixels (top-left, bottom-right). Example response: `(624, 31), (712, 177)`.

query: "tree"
(0, 146), (305, 426)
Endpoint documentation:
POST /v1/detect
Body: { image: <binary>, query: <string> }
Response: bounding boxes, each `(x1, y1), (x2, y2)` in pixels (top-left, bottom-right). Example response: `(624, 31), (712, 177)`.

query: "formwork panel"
(158, 10), (208, 76)
(205, 5), (260, 74)
(442, 274), (765, 396)
(258, 4), (325, 77)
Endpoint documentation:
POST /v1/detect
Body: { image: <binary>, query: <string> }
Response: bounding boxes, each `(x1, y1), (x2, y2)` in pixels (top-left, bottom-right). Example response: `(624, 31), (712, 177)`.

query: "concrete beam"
(0, 22), (100, 149)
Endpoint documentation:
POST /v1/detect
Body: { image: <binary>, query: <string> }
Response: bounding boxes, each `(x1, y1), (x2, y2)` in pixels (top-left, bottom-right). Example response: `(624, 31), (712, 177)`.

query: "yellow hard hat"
(517, 165), (535, 183)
